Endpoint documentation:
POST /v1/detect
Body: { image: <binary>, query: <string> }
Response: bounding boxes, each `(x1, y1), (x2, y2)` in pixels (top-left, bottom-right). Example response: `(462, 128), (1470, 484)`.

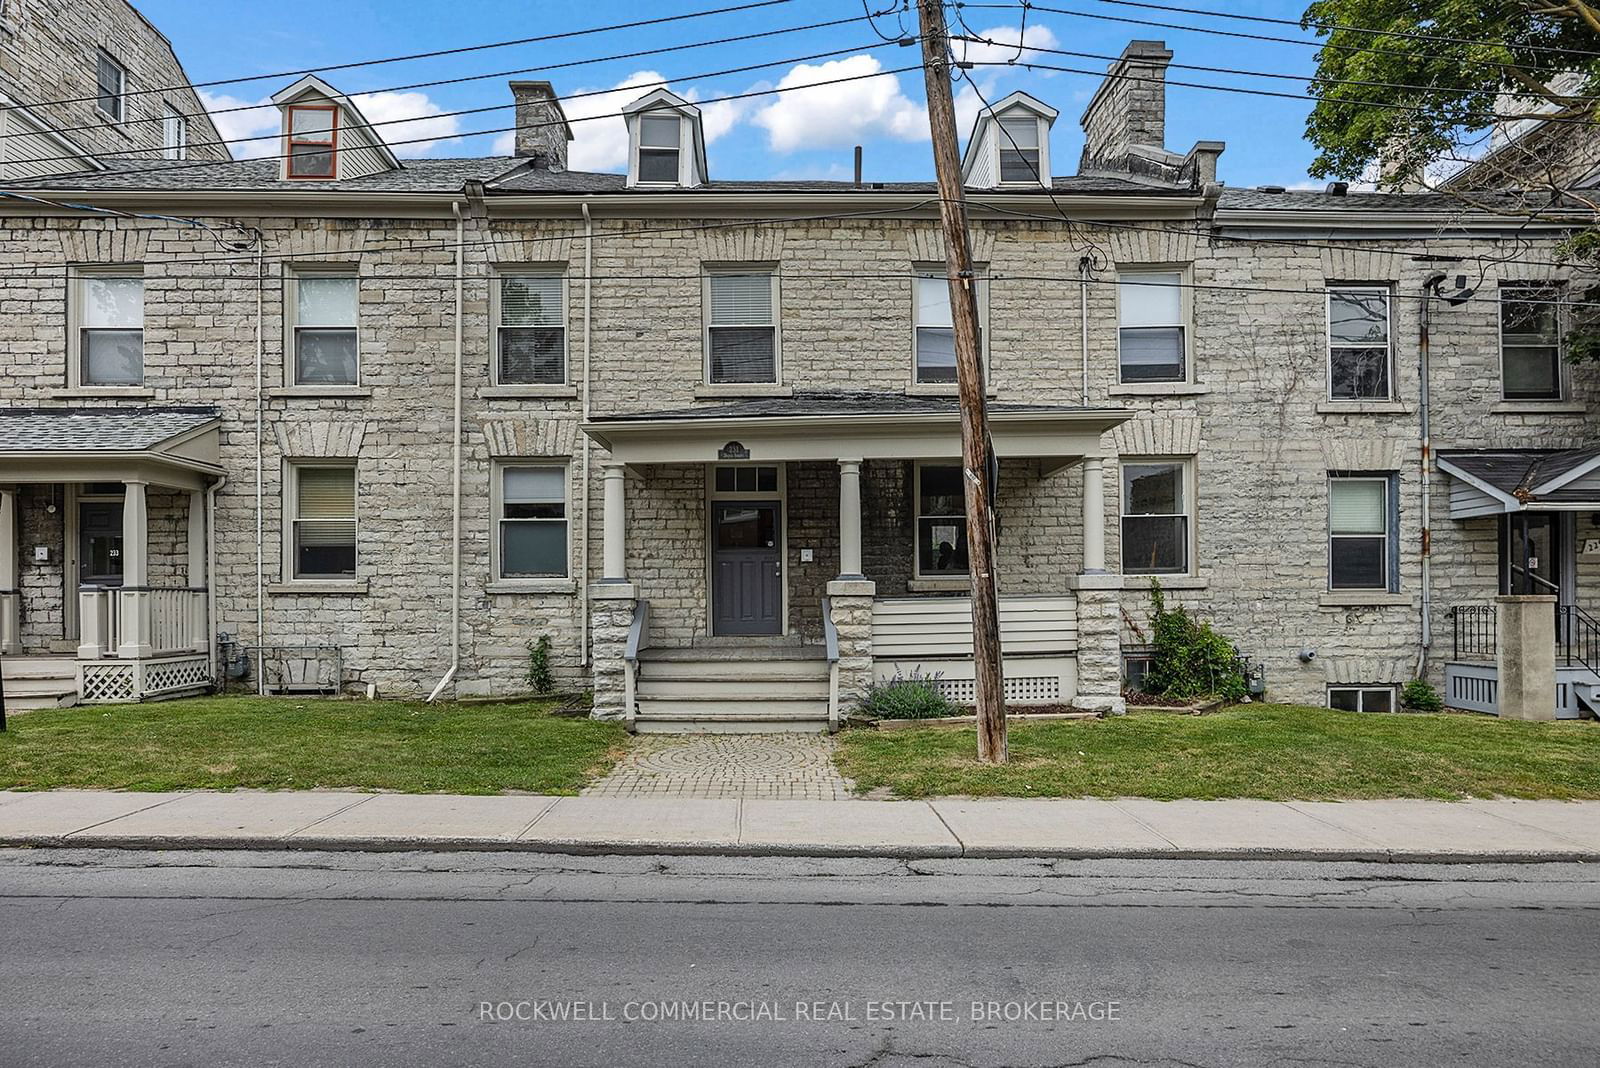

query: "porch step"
(635, 696), (832, 718)
(639, 660), (830, 684)
(1, 657), (77, 712)
(634, 715), (831, 735)
(632, 646), (834, 732)
(1, 657), (77, 681)
(3, 690), (78, 712)
(641, 644), (826, 663)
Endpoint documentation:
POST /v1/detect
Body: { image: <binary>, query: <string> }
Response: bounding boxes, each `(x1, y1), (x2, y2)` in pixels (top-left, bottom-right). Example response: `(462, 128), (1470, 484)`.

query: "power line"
(0, 12), (873, 145)
(0, 0), (802, 115)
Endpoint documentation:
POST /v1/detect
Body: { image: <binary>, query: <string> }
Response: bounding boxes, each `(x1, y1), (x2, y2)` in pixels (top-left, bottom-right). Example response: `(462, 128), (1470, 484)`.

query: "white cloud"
(753, 54), (927, 153)
(953, 22), (1060, 67)
(199, 88), (462, 162)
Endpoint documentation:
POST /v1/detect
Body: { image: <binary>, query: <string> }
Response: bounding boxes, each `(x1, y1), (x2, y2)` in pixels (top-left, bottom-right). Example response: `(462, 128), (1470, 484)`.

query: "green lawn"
(835, 704), (1600, 800)
(0, 697), (627, 794)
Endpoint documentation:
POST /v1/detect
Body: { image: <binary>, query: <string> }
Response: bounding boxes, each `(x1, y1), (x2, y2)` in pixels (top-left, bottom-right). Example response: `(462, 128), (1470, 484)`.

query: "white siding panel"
(871, 594), (1078, 658)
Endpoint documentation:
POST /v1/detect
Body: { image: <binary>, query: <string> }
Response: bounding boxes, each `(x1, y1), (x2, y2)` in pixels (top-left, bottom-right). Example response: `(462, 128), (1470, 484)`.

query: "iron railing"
(1450, 604), (1497, 662)
(1557, 605), (1599, 674)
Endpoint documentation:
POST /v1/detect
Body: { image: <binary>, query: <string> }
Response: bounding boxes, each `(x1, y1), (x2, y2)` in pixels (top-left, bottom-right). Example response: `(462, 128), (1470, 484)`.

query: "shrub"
(1401, 678), (1443, 713)
(1141, 580), (1247, 702)
(526, 635), (555, 695)
(857, 670), (961, 720)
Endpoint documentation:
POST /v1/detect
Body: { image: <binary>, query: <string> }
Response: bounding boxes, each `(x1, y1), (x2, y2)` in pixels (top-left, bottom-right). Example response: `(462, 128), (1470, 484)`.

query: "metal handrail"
(1558, 604), (1599, 674)
(1449, 603), (1497, 662)
(622, 600), (649, 730)
(821, 596), (839, 663)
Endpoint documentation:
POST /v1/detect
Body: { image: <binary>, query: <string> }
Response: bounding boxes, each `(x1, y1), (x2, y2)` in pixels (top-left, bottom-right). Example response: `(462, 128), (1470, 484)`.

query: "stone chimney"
(1078, 40), (1173, 173)
(509, 81), (572, 169)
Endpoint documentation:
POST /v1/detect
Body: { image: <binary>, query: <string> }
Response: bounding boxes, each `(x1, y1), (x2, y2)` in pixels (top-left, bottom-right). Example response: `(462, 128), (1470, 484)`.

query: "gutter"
(426, 198), (467, 703)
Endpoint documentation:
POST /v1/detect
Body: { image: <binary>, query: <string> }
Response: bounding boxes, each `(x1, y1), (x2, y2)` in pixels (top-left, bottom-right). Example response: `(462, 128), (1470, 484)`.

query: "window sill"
(481, 385), (578, 400)
(1318, 591), (1411, 607)
(1315, 400), (1412, 415)
(1490, 400), (1587, 415)
(1109, 383), (1211, 397)
(908, 578), (970, 593)
(267, 580), (369, 596)
(486, 579), (577, 595)
(694, 383), (792, 399)
(268, 386), (372, 399)
(50, 386), (155, 399)
(903, 382), (998, 398)
(1116, 574), (1209, 590)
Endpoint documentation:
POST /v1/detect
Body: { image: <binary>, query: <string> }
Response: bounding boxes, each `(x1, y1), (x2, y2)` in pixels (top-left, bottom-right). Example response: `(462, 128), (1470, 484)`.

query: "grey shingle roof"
(592, 391), (1120, 423)
(0, 406), (220, 452)
(1437, 447), (1600, 505)
(1217, 187), (1584, 215)
(489, 168), (1188, 196)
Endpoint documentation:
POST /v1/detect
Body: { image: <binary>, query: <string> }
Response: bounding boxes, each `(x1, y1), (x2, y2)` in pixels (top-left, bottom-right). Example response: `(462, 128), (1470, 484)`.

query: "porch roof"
(583, 392), (1133, 467)
(1436, 446), (1600, 518)
(0, 406), (223, 490)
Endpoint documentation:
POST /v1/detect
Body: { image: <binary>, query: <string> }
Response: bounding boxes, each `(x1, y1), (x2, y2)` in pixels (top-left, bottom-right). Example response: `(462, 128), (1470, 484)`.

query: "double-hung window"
(1117, 271), (1186, 383)
(497, 465), (569, 579)
(1329, 474), (1397, 591)
(1500, 283), (1563, 400)
(1328, 286), (1392, 400)
(287, 105), (337, 179)
(291, 465), (357, 579)
(1121, 461), (1190, 574)
(637, 114), (681, 184)
(76, 271), (144, 386)
(915, 463), (968, 578)
(914, 274), (957, 384)
(998, 115), (1041, 182)
(162, 105), (187, 160)
(290, 272), (359, 385)
(496, 272), (566, 385)
(706, 271), (778, 384)
(95, 50), (125, 122)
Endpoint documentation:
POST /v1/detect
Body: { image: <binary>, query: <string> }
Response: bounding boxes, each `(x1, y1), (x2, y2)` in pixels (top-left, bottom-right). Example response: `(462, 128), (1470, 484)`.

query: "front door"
(79, 502), (124, 587)
(711, 501), (782, 635)
(1502, 513), (1566, 600)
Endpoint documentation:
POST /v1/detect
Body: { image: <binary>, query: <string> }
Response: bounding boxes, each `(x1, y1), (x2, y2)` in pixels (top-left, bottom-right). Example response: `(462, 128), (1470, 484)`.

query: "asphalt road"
(1, 849), (1597, 1068)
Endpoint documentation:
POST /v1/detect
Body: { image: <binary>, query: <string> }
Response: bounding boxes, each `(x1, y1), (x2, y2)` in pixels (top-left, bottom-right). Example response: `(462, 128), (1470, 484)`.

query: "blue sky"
(139, 0), (1330, 187)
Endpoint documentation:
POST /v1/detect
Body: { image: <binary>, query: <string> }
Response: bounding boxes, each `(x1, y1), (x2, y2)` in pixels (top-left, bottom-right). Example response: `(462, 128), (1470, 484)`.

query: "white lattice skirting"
(78, 655), (213, 704)
(873, 655), (1078, 706)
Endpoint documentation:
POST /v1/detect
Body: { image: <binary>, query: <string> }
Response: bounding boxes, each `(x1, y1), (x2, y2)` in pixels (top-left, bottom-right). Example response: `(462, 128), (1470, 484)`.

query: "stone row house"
(1, 29), (1597, 726)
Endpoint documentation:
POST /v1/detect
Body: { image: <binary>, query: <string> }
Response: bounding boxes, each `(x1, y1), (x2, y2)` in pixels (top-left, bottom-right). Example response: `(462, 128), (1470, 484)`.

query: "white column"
(117, 480), (151, 659)
(837, 459), (863, 579)
(1081, 456), (1106, 574)
(0, 487), (18, 655)
(186, 490), (206, 588)
(601, 461), (627, 583)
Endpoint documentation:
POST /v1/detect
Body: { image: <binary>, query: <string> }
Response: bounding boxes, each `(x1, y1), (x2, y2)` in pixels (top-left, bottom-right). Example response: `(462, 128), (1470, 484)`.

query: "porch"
(0, 407), (222, 706)
(580, 392), (1133, 731)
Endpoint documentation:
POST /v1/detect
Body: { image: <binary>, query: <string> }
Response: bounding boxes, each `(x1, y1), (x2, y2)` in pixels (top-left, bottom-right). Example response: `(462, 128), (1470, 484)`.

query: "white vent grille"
(937, 675), (1060, 704)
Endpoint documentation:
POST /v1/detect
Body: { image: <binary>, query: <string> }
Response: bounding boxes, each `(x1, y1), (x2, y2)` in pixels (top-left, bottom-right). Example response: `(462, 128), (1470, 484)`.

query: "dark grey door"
(711, 501), (782, 636)
(79, 502), (124, 587)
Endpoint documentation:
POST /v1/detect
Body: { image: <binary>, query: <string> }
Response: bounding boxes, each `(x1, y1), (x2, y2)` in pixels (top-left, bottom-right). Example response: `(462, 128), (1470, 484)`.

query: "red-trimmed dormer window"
(287, 105), (338, 179)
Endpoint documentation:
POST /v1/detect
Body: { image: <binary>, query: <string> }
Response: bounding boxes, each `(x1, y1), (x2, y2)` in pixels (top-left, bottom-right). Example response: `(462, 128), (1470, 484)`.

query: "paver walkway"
(582, 733), (854, 800)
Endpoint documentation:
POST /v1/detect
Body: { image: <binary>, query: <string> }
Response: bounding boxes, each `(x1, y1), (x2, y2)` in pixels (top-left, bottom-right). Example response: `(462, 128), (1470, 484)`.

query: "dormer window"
(960, 91), (1056, 190)
(638, 115), (681, 183)
(998, 116), (1040, 182)
(287, 105), (338, 179)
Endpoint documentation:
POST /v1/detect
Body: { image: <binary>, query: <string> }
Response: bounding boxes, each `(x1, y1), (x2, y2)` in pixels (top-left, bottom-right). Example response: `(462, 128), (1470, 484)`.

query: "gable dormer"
(622, 89), (707, 188)
(961, 91), (1058, 190)
(271, 75), (401, 182)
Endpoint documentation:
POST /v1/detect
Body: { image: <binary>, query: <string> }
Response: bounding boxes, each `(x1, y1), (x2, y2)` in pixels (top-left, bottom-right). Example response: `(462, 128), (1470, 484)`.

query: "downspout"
(207, 475), (226, 691)
(1078, 256), (1091, 405)
(427, 199), (466, 702)
(1416, 274), (1445, 677)
(254, 239), (265, 695)
(580, 198), (594, 665)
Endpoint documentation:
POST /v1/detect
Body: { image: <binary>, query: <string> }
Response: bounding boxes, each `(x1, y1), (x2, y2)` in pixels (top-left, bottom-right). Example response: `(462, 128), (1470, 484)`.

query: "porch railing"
(623, 599), (650, 729)
(1449, 603), (1497, 662)
(78, 586), (208, 659)
(1557, 605), (1599, 675)
(821, 596), (840, 731)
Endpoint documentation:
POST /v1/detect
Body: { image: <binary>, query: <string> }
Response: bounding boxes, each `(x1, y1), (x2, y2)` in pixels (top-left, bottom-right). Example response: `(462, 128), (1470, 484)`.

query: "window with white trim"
(997, 115), (1041, 182)
(95, 50), (125, 122)
(1328, 286), (1393, 400)
(1121, 461), (1190, 574)
(912, 268), (987, 385)
(915, 463), (968, 578)
(1500, 283), (1563, 400)
(1329, 474), (1397, 591)
(290, 464), (357, 579)
(637, 113), (681, 184)
(1118, 270), (1186, 383)
(705, 270), (778, 384)
(162, 105), (187, 160)
(497, 465), (569, 579)
(288, 271), (358, 385)
(495, 271), (566, 385)
(1328, 685), (1395, 713)
(74, 270), (144, 386)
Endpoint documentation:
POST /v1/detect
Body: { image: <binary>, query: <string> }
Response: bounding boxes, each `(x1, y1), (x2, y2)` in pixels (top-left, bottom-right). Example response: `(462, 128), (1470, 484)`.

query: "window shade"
(915, 276), (953, 328)
(298, 276), (356, 326)
(1330, 479), (1385, 534)
(999, 115), (1039, 149)
(501, 275), (562, 326)
(82, 277), (143, 328)
(297, 467), (355, 520)
(1118, 273), (1181, 327)
(640, 114), (679, 148)
(504, 466), (565, 502)
(709, 275), (772, 324)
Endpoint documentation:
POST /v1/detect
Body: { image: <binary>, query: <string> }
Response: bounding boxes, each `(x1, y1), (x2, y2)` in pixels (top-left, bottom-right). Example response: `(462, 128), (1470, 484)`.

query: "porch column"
(601, 461), (627, 583)
(1496, 594), (1557, 721)
(117, 480), (151, 659)
(837, 458), (864, 579)
(0, 487), (18, 655)
(1081, 456), (1107, 574)
(186, 490), (208, 651)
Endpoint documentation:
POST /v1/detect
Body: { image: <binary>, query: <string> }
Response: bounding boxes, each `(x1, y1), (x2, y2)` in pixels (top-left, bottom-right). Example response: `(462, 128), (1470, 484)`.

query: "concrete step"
(640, 658), (829, 680)
(1, 658), (78, 682)
(637, 675), (830, 698)
(641, 645), (826, 663)
(2, 676), (81, 697)
(2, 690), (77, 712)
(635, 697), (832, 719)
(634, 717), (830, 734)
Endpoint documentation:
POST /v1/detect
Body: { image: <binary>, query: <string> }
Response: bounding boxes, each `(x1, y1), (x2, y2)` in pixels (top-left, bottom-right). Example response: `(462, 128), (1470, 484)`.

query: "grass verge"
(834, 703), (1600, 800)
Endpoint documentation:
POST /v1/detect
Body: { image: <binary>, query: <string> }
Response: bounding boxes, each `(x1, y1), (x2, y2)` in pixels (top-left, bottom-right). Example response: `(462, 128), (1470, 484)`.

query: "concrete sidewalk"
(4, 790), (1600, 861)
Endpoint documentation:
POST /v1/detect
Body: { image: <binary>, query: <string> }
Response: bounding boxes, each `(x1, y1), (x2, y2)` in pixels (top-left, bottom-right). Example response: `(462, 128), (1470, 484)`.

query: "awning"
(1436, 447), (1600, 518)
(0, 406), (223, 490)
(583, 391), (1133, 470)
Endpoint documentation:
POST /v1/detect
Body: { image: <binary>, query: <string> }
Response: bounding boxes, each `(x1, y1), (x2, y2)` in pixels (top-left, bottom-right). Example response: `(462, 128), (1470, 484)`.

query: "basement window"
(1328, 685), (1395, 713)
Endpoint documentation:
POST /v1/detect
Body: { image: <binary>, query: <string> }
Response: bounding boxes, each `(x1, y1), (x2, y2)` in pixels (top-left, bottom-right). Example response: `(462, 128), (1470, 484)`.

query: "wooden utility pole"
(916, 0), (1007, 763)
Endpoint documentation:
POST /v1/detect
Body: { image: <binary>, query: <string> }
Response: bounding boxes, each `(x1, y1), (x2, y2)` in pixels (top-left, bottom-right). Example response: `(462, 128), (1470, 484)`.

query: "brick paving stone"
(583, 734), (855, 801)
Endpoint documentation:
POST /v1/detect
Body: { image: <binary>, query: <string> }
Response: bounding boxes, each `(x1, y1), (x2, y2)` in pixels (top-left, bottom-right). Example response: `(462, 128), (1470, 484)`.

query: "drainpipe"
(427, 199), (466, 702)
(1417, 274), (1446, 677)
(580, 198), (594, 665)
(207, 475), (226, 691)
(1078, 256), (1092, 405)
(254, 239), (265, 695)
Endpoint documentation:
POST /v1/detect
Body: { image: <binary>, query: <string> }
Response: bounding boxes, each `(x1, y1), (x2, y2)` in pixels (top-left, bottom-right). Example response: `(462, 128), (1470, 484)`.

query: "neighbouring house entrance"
(711, 500), (783, 635)
(1501, 512), (1573, 604)
(78, 500), (124, 588)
